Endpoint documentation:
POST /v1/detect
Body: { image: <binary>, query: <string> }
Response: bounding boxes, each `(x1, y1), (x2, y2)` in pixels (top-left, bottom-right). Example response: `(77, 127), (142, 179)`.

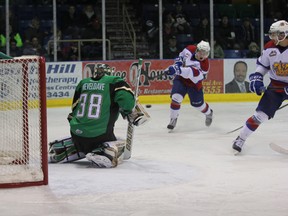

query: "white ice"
(1, 102), (288, 216)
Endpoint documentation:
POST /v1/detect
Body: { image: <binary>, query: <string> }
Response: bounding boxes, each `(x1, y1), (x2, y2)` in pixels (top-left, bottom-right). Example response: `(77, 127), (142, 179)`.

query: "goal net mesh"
(0, 56), (47, 187)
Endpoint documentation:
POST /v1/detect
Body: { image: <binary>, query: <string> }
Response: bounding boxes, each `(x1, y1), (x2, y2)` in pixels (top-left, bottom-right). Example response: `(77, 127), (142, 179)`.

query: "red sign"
(203, 59), (224, 94)
(82, 59), (224, 95)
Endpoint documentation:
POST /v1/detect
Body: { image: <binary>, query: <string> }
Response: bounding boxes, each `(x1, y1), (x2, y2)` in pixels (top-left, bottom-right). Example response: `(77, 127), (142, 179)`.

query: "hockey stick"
(269, 143), (288, 155)
(124, 58), (143, 160)
(276, 103), (288, 110)
(226, 125), (244, 134)
(226, 102), (288, 134)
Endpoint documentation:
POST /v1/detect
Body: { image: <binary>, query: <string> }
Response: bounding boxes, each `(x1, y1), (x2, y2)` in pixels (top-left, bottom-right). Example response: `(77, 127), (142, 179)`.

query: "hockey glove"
(174, 57), (184, 67)
(165, 65), (182, 76)
(249, 72), (264, 96)
(127, 111), (145, 126)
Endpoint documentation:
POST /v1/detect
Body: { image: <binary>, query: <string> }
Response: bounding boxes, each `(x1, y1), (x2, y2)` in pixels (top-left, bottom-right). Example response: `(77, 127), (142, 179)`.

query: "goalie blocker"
(48, 102), (150, 167)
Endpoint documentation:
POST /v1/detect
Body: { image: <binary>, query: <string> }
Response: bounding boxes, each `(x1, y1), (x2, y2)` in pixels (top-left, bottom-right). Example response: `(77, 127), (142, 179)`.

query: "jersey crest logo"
(269, 50), (277, 57)
(273, 61), (288, 76)
(75, 129), (83, 134)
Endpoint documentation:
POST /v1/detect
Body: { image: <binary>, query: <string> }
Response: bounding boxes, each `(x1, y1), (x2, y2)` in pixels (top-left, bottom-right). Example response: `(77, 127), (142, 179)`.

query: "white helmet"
(268, 20), (288, 45)
(196, 40), (210, 60)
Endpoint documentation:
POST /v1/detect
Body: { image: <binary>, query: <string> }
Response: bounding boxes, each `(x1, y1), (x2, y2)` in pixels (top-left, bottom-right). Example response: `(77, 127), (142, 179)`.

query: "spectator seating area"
(176, 34), (193, 50)
(142, 3), (260, 23)
(141, 3), (275, 58)
(223, 49), (250, 58)
(9, 4), (83, 34)
(1, 3), (104, 61)
(0, 2), (280, 59)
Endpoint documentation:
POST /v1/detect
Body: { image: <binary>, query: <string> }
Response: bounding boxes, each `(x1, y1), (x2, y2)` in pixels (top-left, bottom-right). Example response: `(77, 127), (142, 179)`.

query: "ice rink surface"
(1, 102), (288, 216)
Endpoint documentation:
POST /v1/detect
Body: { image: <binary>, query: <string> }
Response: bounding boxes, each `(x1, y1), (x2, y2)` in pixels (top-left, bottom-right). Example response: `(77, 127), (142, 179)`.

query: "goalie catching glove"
(127, 110), (147, 126)
(123, 102), (150, 126)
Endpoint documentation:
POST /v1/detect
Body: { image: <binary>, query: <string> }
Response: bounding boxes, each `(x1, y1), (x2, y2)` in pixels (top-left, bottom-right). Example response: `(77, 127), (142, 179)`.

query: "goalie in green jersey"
(49, 63), (148, 168)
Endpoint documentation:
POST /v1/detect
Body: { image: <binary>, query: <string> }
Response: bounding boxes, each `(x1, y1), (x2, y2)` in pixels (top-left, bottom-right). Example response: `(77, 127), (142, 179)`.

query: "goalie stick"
(124, 58), (144, 160)
(269, 143), (288, 155)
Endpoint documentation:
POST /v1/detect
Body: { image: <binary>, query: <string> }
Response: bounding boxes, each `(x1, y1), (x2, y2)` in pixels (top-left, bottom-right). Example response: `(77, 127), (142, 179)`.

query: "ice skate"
(167, 118), (177, 130)
(205, 109), (213, 127)
(232, 136), (245, 155)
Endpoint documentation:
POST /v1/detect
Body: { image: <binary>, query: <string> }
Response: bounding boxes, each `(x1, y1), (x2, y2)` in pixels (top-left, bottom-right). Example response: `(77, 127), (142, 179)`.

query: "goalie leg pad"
(48, 136), (85, 163)
(86, 140), (126, 168)
(106, 140), (126, 164)
(103, 140), (126, 166)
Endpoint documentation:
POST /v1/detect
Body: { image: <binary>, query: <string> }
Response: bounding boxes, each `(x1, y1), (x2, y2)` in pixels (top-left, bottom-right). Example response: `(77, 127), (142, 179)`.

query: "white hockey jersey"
(256, 40), (288, 85)
(176, 45), (210, 90)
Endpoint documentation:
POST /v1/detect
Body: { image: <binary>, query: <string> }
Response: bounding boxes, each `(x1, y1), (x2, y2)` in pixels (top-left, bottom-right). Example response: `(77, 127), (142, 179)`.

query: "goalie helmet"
(196, 40), (210, 60)
(268, 20), (288, 45)
(92, 63), (112, 79)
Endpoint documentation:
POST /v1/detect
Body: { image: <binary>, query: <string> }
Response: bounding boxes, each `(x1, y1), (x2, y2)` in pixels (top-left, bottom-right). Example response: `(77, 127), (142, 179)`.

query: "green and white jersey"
(70, 75), (135, 138)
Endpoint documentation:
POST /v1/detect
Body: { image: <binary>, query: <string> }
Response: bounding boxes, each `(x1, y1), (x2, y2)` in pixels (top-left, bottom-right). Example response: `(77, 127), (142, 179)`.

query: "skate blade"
(233, 149), (241, 155)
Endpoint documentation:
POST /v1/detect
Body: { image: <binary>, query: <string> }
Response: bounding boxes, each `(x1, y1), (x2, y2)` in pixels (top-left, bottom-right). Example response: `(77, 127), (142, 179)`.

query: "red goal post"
(0, 56), (48, 188)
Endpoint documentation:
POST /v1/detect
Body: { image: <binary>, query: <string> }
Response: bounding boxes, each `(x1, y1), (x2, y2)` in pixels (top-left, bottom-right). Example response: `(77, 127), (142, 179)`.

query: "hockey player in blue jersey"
(232, 20), (288, 154)
(164, 40), (213, 130)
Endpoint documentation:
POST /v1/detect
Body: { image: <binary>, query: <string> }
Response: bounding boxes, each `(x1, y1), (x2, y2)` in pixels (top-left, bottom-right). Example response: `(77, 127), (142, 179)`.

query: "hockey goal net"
(0, 56), (48, 188)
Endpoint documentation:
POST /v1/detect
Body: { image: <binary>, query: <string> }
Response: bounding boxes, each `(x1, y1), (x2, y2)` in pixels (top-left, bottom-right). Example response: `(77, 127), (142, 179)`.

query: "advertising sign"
(46, 62), (82, 98)
(82, 60), (175, 95)
(82, 59), (225, 95)
(203, 59), (224, 94)
(223, 59), (269, 93)
(45, 59), (262, 101)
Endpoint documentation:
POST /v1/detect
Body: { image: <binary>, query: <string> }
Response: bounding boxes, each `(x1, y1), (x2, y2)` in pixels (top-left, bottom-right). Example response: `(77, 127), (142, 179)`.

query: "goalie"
(49, 63), (148, 168)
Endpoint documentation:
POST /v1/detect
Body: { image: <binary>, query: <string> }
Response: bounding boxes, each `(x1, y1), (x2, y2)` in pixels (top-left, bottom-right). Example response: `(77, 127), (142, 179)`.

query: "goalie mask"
(92, 63), (112, 79)
(196, 40), (210, 61)
(268, 20), (288, 45)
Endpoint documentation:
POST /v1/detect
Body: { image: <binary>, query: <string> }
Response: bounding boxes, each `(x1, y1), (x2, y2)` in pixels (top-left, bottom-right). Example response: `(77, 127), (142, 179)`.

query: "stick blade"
(269, 143), (288, 155)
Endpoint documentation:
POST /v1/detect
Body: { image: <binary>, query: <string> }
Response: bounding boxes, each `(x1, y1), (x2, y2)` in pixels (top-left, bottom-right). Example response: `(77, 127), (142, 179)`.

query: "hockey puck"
(145, 104), (152, 108)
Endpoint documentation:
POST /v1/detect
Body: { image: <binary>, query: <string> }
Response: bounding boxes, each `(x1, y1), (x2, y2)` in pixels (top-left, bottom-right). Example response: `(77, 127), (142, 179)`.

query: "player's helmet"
(268, 20), (288, 45)
(92, 63), (112, 79)
(196, 40), (210, 60)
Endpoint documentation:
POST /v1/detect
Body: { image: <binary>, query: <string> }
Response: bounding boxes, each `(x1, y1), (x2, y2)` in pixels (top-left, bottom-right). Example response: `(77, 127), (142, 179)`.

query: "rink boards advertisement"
(46, 62), (81, 99)
(44, 58), (260, 101)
